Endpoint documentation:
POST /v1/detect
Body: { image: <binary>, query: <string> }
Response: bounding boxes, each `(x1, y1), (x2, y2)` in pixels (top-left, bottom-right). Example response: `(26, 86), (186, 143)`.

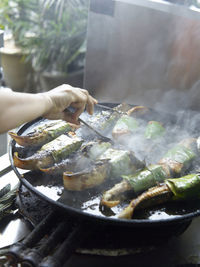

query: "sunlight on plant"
(0, 0), (89, 74)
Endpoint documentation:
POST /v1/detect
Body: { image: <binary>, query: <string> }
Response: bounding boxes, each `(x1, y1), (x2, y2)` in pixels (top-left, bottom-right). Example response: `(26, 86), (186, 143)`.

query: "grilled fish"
(63, 160), (111, 191)
(101, 138), (198, 208)
(40, 141), (112, 175)
(63, 146), (144, 192)
(119, 173), (200, 219)
(98, 148), (145, 178)
(14, 134), (83, 170)
(87, 103), (132, 134)
(9, 120), (73, 147)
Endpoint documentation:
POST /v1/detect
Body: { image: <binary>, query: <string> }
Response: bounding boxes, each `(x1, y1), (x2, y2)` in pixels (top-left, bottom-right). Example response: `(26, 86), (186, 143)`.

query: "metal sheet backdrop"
(84, 0), (200, 111)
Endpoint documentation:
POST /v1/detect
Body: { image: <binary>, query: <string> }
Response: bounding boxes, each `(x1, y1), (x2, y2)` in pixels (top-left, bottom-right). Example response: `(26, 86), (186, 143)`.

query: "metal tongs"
(96, 103), (126, 115)
(64, 108), (114, 144)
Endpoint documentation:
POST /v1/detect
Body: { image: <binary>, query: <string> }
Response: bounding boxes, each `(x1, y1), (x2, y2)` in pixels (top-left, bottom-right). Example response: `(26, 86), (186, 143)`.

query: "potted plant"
(0, 0), (89, 91)
(0, 0), (35, 92)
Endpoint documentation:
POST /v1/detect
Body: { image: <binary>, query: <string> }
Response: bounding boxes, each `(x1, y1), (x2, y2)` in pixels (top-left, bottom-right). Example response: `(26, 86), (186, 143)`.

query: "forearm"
(0, 90), (52, 133)
(0, 84), (97, 134)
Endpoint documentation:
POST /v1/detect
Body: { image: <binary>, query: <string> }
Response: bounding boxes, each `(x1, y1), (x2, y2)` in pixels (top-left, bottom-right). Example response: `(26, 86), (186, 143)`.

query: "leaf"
(0, 0), (89, 73)
(0, 184), (11, 199)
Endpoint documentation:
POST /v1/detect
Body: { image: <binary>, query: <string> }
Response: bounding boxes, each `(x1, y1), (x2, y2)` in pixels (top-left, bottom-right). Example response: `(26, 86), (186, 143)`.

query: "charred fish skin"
(100, 138), (197, 209)
(122, 138), (197, 193)
(82, 141), (112, 161)
(119, 173), (200, 219)
(63, 160), (111, 191)
(9, 120), (73, 147)
(118, 184), (172, 219)
(101, 180), (133, 208)
(62, 143), (144, 192)
(14, 134), (83, 170)
(39, 153), (81, 175)
(126, 106), (150, 118)
(99, 149), (145, 208)
(100, 164), (169, 209)
(39, 152), (93, 175)
(14, 151), (53, 170)
(40, 141), (111, 175)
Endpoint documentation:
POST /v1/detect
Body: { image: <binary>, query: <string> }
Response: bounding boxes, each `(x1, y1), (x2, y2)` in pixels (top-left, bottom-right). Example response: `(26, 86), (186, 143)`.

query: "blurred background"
(0, 0), (89, 156)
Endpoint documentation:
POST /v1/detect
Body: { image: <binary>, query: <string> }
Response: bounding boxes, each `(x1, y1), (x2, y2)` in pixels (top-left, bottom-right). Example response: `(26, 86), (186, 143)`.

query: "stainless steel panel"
(85, 0), (200, 111)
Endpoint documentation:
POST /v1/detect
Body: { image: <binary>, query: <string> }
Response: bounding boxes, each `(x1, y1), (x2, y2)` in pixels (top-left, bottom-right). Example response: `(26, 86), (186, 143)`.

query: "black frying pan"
(9, 103), (200, 229)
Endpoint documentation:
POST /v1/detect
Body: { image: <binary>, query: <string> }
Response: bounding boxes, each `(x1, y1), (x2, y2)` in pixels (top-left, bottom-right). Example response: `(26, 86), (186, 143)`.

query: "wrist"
(37, 93), (54, 115)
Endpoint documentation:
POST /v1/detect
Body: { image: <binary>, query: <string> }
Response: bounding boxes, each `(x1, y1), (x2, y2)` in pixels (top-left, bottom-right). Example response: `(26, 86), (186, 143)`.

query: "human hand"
(41, 84), (97, 124)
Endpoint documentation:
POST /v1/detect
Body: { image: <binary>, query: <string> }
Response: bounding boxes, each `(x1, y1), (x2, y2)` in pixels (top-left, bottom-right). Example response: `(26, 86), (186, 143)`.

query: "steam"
(109, 118), (187, 165)
(86, 0), (200, 115)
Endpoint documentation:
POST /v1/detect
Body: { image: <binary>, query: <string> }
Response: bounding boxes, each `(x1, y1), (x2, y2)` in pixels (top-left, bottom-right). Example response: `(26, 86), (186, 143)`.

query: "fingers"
(62, 110), (81, 125)
(44, 109), (80, 125)
(79, 89), (98, 116)
(86, 95), (98, 115)
(70, 88), (97, 119)
(43, 84), (98, 123)
(72, 104), (86, 121)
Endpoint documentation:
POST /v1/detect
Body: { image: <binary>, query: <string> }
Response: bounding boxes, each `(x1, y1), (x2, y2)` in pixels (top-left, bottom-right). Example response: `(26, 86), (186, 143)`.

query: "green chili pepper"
(123, 164), (168, 194)
(99, 148), (144, 177)
(122, 138), (197, 194)
(144, 121), (165, 140)
(119, 173), (200, 219)
(162, 144), (196, 165)
(166, 174), (200, 200)
(112, 115), (139, 135)
(88, 142), (112, 160)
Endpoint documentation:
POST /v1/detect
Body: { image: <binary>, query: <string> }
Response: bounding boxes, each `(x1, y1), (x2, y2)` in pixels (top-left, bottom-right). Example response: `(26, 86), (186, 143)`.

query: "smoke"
(109, 116), (190, 165)
(85, 0), (200, 164)
(85, 0), (200, 167)
(86, 0), (200, 115)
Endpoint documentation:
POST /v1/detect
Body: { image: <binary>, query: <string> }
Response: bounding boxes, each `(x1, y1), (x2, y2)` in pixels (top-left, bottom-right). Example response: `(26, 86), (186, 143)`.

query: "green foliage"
(0, 0), (89, 73)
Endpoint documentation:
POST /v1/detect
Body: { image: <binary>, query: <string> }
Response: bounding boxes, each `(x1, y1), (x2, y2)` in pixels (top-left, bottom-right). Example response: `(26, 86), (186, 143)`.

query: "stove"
(1, 153), (200, 266)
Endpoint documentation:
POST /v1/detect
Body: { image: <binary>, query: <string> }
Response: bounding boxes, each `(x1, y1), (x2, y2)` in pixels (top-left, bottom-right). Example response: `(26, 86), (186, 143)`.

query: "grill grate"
(6, 209), (86, 267)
